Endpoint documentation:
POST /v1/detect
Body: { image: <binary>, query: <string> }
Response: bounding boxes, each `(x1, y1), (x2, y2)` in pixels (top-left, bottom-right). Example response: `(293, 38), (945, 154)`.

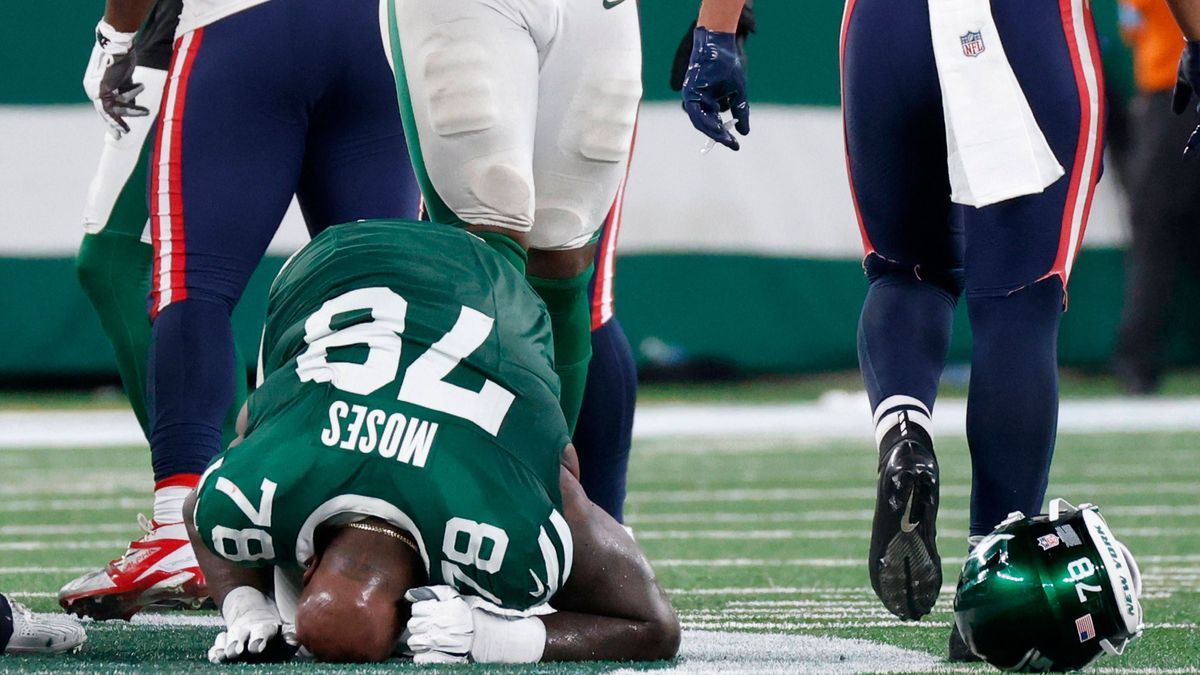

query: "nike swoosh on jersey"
(900, 493), (920, 533)
(528, 570), (546, 598)
(602, 0), (628, 8)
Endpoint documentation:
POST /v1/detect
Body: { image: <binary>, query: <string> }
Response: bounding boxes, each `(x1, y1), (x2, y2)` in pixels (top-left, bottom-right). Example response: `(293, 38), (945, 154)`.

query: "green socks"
(529, 265), (594, 435)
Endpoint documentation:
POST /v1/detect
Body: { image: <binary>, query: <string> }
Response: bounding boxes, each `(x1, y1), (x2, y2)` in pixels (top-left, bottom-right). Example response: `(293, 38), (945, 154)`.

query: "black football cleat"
(868, 413), (941, 620)
(948, 622), (983, 662)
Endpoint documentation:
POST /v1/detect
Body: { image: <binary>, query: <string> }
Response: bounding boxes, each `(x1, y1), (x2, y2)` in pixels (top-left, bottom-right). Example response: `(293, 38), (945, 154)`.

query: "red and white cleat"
(58, 514), (208, 621)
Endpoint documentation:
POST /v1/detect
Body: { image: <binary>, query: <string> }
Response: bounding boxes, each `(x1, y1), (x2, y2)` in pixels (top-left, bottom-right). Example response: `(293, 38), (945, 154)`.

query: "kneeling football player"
(186, 219), (680, 664)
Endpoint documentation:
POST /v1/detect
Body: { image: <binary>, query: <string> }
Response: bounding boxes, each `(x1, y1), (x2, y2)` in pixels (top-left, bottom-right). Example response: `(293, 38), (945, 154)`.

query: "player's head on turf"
(294, 519), (426, 662)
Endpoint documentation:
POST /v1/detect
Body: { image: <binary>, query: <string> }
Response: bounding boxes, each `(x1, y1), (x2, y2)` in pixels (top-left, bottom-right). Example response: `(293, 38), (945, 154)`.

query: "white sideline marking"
(633, 394), (1200, 440)
(5, 395), (1200, 448)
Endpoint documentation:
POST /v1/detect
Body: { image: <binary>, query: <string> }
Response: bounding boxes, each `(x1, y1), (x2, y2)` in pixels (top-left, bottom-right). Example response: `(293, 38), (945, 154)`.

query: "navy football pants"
(842, 0), (1104, 535)
(146, 0), (420, 484)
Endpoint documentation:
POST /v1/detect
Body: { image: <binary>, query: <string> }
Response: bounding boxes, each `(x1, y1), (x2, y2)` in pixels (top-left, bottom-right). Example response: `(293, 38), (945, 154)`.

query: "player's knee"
(294, 594), (395, 662)
(528, 246), (596, 280)
(644, 602), (682, 661)
(864, 253), (964, 299)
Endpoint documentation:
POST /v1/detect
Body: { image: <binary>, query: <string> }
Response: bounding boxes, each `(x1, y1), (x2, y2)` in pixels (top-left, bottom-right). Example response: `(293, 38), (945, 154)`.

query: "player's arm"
(537, 445), (681, 661)
(681, 0), (751, 150)
(87, 0), (156, 139)
(1166, 1), (1200, 153)
(698, 0), (747, 32)
(1167, 0), (1200, 37)
(183, 490), (297, 664)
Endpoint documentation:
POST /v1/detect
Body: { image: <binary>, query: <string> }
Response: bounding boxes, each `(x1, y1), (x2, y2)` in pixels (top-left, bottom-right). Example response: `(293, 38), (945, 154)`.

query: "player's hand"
(88, 19), (149, 140)
(207, 587), (297, 665)
(404, 585), (473, 664)
(681, 27), (750, 151)
(1171, 40), (1200, 156)
(670, 3), (756, 92)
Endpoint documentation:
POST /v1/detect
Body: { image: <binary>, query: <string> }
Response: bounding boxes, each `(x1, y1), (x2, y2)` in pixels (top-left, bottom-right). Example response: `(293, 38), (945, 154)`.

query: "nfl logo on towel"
(1075, 614), (1096, 642)
(961, 30), (985, 57)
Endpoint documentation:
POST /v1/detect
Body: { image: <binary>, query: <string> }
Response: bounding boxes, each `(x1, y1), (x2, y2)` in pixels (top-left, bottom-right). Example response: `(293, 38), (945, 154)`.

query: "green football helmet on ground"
(953, 499), (1143, 672)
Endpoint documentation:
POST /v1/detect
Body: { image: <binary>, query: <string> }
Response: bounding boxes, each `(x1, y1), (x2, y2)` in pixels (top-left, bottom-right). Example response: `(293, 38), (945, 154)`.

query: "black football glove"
(670, 1), (757, 92)
(89, 20), (149, 139)
(1170, 40), (1200, 156)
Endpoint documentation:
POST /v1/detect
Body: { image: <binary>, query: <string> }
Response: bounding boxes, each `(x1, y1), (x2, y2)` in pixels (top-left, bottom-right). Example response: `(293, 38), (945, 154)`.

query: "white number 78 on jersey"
(295, 287), (515, 436)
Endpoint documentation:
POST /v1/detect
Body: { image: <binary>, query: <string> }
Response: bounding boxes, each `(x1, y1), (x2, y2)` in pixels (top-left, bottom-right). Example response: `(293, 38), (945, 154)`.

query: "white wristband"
(96, 19), (136, 56)
(469, 610), (546, 664)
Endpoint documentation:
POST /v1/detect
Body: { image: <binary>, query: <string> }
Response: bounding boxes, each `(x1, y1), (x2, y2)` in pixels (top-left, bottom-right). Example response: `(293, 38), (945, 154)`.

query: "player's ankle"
(153, 474), (201, 524)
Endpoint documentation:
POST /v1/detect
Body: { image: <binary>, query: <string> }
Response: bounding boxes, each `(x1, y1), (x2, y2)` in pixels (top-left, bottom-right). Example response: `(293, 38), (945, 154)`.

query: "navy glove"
(682, 27), (750, 151)
(1170, 40), (1200, 156)
(670, 2), (756, 92)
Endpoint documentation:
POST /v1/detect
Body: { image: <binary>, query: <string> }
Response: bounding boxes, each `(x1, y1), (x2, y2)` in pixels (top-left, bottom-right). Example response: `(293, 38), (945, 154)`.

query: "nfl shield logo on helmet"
(961, 31), (985, 57)
(1036, 533), (1061, 551)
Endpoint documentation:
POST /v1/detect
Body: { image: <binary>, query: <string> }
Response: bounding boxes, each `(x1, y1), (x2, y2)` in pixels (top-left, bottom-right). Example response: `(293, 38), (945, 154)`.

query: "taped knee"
(561, 55), (642, 163)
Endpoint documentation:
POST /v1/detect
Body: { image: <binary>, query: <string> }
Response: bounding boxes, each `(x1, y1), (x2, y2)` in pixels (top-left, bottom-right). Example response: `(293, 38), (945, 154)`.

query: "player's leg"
(574, 204), (637, 522)
(91, 9), (305, 620)
(962, 0), (1105, 537)
(292, 0), (420, 233)
(843, 0), (959, 620)
(526, 0), (642, 433)
(75, 67), (166, 436)
(149, 8), (306, 493)
(382, 0), (538, 237)
(536, 447), (679, 662)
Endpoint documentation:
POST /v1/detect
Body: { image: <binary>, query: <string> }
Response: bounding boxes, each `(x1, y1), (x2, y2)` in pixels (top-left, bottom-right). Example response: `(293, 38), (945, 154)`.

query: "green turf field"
(1, 391), (1198, 673)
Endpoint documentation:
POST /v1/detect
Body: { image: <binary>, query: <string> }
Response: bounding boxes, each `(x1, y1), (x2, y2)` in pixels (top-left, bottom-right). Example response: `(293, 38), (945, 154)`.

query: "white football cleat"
(58, 515), (208, 621)
(3, 597), (86, 654)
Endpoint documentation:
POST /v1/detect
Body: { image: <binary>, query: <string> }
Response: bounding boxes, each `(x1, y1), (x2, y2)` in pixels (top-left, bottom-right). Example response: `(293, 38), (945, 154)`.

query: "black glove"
(97, 52), (148, 138)
(90, 19), (149, 139)
(670, 2), (757, 92)
(1170, 40), (1200, 156)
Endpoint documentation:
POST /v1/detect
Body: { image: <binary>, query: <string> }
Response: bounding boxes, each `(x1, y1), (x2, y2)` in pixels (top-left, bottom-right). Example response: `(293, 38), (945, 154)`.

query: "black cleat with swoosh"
(868, 413), (941, 620)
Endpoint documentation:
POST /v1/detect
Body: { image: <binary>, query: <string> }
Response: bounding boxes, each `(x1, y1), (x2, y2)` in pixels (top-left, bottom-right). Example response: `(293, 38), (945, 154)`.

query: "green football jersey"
(193, 219), (573, 613)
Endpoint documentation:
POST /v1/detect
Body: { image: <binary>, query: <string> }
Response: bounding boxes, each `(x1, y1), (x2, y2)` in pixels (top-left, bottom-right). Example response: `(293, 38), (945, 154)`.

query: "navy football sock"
(573, 319), (637, 523)
(966, 279), (1064, 535)
(858, 273), (958, 437)
(148, 298), (236, 482)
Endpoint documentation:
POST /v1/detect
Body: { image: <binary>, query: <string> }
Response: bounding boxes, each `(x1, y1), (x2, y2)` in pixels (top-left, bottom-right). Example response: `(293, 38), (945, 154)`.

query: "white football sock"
(872, 395), (934, 448)
(152, 486), (191, 524)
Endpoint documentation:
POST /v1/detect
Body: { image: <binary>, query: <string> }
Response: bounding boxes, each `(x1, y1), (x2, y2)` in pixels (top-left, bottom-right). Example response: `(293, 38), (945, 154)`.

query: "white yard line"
(0, 540), (128, 551)
(638, 526), (1200, 540)
(628, 482), (1199, 504)
(0, 497), (146, 512)
(628, 504), (1200, 524)
(0, 566), (90, 574)
(5, 395), (1200, 448)
(0, 523), (136, 536)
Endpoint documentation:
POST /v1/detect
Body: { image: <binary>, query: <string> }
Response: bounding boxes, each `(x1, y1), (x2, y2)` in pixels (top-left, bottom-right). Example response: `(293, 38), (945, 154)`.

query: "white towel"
(928, 0), (1064, 208)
